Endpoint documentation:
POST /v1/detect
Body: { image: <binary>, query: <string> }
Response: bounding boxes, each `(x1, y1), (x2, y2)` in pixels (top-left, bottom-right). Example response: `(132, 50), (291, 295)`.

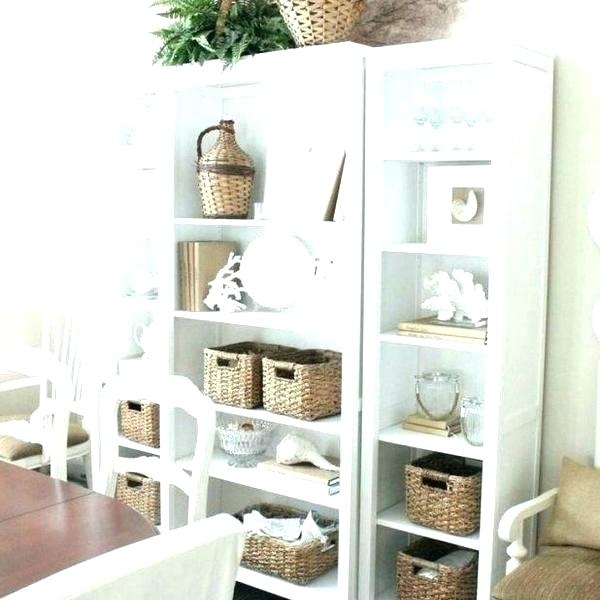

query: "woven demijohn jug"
(196, 120), (255, 218)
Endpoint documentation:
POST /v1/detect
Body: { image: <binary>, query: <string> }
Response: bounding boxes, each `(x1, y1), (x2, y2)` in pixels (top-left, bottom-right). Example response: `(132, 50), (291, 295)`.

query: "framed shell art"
(425, 164), (491, 244)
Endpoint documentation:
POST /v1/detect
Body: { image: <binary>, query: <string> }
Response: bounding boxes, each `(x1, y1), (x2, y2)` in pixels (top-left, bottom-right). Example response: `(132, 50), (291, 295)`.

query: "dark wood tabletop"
(0, 462), (158, 597)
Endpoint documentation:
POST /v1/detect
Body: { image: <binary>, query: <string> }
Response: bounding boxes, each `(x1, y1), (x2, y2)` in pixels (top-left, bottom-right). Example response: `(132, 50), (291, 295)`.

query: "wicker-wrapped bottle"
(196, 119), (254, 218)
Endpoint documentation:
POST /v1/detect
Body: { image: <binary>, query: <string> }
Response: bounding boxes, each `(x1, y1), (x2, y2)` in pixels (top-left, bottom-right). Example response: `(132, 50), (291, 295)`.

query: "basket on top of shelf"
(196, 119), (255, 219)
(119, 399), (160, 448)
(234, 503), (338, 584)
(262, 349), (342, 421)
(204, 341), (296, 409)
(276, 0), (364, 47)
(405, 452), (482, 536)
(397, 538), (478, 600)
(115, 472), (161, 526)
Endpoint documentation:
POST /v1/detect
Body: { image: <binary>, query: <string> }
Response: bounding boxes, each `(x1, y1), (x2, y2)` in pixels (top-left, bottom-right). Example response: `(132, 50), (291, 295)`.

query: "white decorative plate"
(240, 233), (315, 310)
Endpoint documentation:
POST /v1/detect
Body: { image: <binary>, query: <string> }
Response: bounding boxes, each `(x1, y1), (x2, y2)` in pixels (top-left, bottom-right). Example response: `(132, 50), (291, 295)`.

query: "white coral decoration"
(203, 252), (246, 312)
(421, 269), (488, 323)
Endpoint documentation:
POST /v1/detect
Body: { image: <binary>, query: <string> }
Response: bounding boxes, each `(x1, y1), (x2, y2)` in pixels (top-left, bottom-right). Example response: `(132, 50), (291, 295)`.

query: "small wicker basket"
(119, 400), (160, 448)
(235, 503), (338, 584)
(196, 119), (254, 218)
(115, 472), (160, 526)
(397, 538), (478, 600)
(276, 0), (363, 46)
(204, 342), (296, 408)
(262, 349), (341, 420)
(405, 453), (482, 536)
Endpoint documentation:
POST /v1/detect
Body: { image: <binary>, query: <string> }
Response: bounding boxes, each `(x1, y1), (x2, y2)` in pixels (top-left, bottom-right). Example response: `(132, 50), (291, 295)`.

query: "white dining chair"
(2, 512), (245, 600)
(0, 308), (103, 484)
(0, 346), (73, 480)
(97, 374), (216, 526)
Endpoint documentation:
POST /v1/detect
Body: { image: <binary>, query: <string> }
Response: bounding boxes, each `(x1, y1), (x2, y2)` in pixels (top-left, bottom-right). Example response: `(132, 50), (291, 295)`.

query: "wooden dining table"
(0, 461), (158, 597)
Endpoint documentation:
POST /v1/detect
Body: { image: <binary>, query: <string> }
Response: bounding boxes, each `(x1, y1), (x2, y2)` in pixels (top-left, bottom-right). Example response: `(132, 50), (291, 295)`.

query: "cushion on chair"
(492, 546), (600, 600)
(0, 414), (89, 460)
(542, 457), (600, 550)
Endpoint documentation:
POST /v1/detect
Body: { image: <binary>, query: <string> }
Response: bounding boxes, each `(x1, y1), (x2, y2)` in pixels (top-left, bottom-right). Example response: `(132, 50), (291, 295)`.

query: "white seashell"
(275, 434), (340, 472)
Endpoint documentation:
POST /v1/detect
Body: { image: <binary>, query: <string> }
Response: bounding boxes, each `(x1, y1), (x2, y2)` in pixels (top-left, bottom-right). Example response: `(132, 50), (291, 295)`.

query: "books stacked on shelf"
(257, 459), (340, 495)
(396, 316), (487, 344)
(401, 413), (462, 437)
(178, 241), (237, 311)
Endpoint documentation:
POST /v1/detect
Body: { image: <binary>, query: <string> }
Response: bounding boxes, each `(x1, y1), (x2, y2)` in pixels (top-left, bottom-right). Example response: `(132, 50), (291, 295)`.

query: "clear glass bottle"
(414, 372), (460, 420)
(461, 396), (484, 446)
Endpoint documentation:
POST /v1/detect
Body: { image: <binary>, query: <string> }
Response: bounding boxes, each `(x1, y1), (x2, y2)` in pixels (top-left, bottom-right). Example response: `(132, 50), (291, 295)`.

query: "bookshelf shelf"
(377, 502), (480, 550)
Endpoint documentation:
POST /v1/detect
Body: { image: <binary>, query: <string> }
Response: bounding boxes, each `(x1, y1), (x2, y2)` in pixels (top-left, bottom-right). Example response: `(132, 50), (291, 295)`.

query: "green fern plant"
(153, 0), (295, 67)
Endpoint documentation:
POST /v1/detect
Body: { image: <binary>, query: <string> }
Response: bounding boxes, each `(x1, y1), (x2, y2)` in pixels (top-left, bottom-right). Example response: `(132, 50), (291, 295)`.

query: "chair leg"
(83, 453), (93, 489)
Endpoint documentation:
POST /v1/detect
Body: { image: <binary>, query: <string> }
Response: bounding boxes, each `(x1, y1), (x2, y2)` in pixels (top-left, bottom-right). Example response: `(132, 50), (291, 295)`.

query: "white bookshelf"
(148, 43), (367, 599)
(359, 41), (553, 599)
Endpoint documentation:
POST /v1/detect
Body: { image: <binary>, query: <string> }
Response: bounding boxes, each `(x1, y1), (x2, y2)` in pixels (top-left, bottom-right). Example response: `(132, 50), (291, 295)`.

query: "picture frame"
(425, 164), (491, 243)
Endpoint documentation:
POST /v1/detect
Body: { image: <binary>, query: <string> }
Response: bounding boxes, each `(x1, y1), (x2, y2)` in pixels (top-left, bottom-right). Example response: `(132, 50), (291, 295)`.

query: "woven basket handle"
(420, 468), (451, 490)
(124, 472), (147, 487)
(197, 124), (223, 159)
(215, 355), (239, 368)
(126, 400), (142, 411)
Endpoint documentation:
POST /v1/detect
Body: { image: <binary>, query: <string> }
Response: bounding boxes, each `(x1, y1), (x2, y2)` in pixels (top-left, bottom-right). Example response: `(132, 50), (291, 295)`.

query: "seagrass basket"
(119, 400), (160, 448)
(204, 342), (296, 408)
(196, 119), (254, 218)
(405, 453), (482, 535)
(397, 538), (478, 600)
(115, 472), (160, 526)
(262, 349), (341, 420)
(235, 503), (338, 584)
(276, 0), (363, 46)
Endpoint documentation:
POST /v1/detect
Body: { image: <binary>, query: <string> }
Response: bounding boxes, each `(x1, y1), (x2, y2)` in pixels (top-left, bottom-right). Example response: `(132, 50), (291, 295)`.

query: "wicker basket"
(204, 342), (296, 408)
(405, 453), (482, 535)
(115, 472), (160, 526)
(235, 503), (338, 584)
(119, 400), (160, 448)
(276, 0), (363, 46)
(196, 119), (254, 218)
(397, 538), (478, 600)
(262, 349), (341, 420)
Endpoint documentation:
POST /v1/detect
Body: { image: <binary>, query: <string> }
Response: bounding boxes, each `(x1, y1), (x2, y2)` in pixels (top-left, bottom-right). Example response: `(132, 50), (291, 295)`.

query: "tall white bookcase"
(145, 43), (366, 599)
(359, 41), (553, 599)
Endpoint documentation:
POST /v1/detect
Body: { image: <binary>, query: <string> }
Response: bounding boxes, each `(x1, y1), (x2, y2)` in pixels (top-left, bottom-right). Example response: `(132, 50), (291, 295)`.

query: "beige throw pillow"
(543, 457), (600, 550)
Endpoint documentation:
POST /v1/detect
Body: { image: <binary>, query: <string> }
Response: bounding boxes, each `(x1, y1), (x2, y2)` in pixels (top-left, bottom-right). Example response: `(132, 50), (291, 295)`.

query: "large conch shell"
(275, 434), (339, 472)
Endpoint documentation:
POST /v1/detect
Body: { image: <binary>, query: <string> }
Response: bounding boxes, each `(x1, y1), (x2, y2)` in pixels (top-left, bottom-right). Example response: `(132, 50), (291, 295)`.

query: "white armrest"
(498, 487), (558, 575)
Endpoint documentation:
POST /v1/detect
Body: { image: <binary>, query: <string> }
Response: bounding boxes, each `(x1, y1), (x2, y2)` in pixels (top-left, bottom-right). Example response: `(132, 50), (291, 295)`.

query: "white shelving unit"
(147, 43), (366, 599)
(359, 41), (553, 599)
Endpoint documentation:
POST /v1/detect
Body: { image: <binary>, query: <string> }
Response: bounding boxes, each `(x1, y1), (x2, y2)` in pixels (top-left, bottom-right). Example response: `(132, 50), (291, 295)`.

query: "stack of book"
(178, 241), (237, 311)
(257, 459), (340, 495)
(402, 413), (462, 437)
(396, 316), (487, 344)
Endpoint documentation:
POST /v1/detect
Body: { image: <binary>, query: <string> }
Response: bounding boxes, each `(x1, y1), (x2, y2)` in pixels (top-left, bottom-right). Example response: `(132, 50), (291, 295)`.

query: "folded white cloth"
(242, 509), (335, 547)
(417, 549), (477, 580)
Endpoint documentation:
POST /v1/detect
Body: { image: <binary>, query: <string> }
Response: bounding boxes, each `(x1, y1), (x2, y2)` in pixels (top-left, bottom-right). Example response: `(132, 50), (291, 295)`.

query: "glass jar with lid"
(461, 396), (484, 446)
(414, 372), (460, 420)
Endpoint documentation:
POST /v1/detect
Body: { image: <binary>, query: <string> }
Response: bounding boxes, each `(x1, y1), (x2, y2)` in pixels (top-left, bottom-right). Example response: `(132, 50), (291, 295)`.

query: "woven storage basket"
(196, 119), (254, 218)
(262, 349), (341, 421)
(115, 472), (160, 526)
(204, 342), (296, 408)
(396, 538), (478, 600)
(405, 453), (482, 535)
(276, 0), (363, 46)
(119, 400), (160, 448)
(235, 503), (338, 584)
